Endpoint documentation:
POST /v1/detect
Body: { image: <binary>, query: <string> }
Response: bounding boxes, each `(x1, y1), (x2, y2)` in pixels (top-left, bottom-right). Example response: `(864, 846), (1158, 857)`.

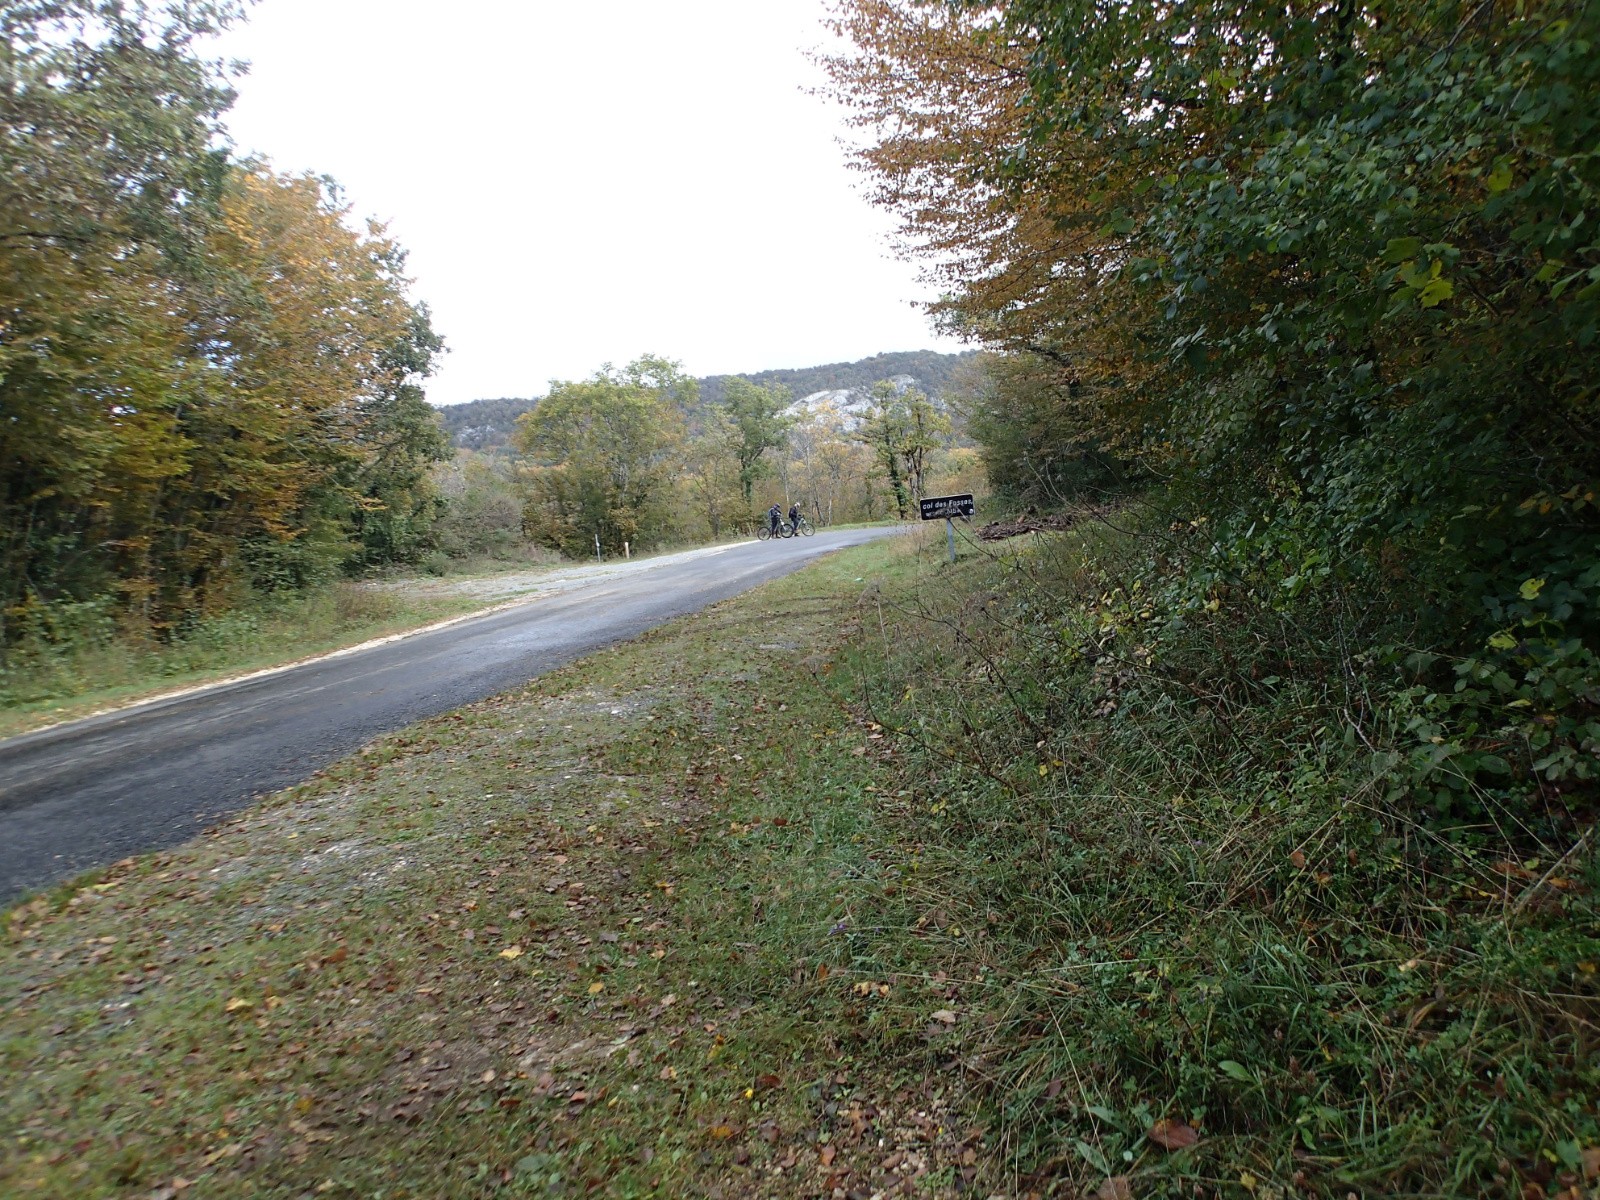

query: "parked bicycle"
(755, 517), (816, 540)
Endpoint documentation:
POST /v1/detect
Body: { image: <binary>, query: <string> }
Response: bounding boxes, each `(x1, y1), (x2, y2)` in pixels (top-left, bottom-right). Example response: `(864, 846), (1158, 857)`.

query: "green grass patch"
(1, 535), (989, 1199)
(5, 519), (1594, 1199)
(0, 585), (508, 740)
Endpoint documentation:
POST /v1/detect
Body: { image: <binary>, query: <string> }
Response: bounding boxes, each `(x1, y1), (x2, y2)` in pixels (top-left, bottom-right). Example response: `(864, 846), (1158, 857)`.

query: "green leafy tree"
(833, 0), (1600, 624)
(900, 385), (951, 505)
(432, 454), (526, 559)
(719, 377), (793, 504)
(346, 303), (451, 569)
(514, 358), (689, 557)
(858, 383), (913, 520)
(857, 381), (951, 518)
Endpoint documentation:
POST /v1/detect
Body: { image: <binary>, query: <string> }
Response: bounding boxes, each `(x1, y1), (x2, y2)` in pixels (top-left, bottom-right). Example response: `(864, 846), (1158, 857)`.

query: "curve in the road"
(0, 528), (894, 904)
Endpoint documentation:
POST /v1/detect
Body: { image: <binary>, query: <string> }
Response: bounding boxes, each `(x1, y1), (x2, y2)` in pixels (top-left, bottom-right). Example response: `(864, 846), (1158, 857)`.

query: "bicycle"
(755, 518), (815, 540)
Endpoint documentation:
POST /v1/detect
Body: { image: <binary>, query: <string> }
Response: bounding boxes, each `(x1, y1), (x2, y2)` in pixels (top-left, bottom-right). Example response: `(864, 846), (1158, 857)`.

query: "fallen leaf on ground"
(930, 1009), (957, 1024)
(819, 1144), (837, 1166)
(587, 981), (604, 995)
(1147, 1118), (1200, 1150)
(1096, 1177), (1133, 1200)
(223, 997), (253, 1013)
(499, 945), (523, 959)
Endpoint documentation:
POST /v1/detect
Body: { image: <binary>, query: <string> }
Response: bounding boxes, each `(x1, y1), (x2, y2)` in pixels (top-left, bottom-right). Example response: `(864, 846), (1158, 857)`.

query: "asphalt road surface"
(0, 527), (895, 904)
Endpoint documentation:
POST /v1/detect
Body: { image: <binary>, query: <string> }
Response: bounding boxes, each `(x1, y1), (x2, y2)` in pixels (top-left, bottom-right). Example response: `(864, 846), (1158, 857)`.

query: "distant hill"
(696, 349), (976, 411)
(437, 396), (537, 452)
(434, 349), (977, 451)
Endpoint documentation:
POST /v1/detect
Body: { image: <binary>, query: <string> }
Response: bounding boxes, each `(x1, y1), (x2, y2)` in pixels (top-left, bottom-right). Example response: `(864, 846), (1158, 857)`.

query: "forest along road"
(0, 527), (896, 904)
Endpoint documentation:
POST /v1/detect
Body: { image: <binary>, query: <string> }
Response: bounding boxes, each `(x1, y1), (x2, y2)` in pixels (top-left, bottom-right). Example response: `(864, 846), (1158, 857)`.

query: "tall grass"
(0, 583), (476, 732)
(826, 509), (1600, 1198)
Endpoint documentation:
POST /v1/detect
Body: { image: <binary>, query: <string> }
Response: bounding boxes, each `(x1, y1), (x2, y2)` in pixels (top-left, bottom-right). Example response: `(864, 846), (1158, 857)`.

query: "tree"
(163, 167), (437, 598)
(0, 0), (246, 641)
(856, 381), (951, 518)
(719, 377), (793, 505)
(681, 407), (744, 538)
(514, 358), (689, 557)
(828, 0), (1600, 633)
(949, 352), (1126, 506)
(859, 384), (913, 520)
(346, 303), (452, 569)
(0, 2), (448, 650)
(900, 386), (951, 505)
(432, 454), (526, 559)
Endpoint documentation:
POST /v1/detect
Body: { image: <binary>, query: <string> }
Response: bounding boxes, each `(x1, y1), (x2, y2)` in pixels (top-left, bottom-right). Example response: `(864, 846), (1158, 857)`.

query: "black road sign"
(919, 493), (975, 521)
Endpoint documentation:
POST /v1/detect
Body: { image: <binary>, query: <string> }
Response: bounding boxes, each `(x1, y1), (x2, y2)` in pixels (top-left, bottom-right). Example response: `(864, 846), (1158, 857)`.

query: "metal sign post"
(918, 494), (975, 564)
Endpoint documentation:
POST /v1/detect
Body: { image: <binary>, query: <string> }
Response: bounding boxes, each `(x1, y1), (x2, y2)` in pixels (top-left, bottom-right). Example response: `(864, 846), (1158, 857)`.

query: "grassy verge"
(0, 529), (790, 742)
(0, 584), (495, 741)
(5, 517), (1596, 1199)
(1, 534), (992, 1199)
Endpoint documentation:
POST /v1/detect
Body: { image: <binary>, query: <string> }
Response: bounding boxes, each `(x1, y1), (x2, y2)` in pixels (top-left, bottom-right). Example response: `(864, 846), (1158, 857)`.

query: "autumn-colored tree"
(680, 406), (745, 538)
(822, 2), (1161, 459)
(0, 0), (245, 641)
(787, 400), (872, 525)
(0, 1), (446, 647)
(830, 0), (1600, 628)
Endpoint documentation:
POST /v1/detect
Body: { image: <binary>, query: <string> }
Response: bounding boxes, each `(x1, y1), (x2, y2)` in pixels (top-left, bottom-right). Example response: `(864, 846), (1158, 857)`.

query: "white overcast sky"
(207, 0), (964, 407)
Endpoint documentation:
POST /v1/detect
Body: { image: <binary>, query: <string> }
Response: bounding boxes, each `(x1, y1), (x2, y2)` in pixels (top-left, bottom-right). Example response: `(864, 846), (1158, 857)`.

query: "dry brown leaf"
(1096, 1176), (1134, 1200)
(930, 1009), (957, 1024)
(1288, 849), (1307, 870)
(1147, 1118), (1200, 1150)
(708, 1124), (737, 1140)
(1582, 1146), (1600, 1182)
(819, 1144), (837, 1166)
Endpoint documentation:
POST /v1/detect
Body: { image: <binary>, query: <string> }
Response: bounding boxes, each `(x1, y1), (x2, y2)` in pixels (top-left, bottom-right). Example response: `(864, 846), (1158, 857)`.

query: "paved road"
(0, 527), (893, 904)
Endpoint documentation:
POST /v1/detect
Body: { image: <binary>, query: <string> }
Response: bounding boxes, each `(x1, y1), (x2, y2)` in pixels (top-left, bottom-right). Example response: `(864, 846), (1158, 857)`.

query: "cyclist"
(788, 503), (802, 535)
(767, 503), (782, 538)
